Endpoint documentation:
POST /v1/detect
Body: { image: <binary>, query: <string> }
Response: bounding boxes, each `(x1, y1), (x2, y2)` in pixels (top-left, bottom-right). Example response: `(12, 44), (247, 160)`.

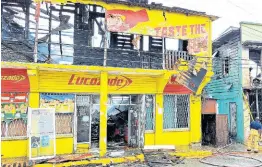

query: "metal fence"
(163, 94), (190, 129)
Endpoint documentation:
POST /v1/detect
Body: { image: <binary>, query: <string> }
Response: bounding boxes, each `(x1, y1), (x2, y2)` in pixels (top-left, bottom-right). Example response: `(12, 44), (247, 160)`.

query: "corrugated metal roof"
(212, 27), (240, 48)
(102, 0), (219, 21)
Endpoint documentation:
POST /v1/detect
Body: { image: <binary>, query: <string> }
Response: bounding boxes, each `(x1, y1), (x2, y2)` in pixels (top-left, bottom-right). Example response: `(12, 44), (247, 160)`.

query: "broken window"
(40, 93), (74, 135)
(249, 49), (261, 64)
(165, 38), (179, 50)
(163, 94), (190, 129)
(222, 57), (229, 75)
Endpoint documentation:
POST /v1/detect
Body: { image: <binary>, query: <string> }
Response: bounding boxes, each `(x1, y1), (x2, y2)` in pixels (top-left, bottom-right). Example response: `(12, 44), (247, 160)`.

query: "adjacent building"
(204, 22), (262, 143)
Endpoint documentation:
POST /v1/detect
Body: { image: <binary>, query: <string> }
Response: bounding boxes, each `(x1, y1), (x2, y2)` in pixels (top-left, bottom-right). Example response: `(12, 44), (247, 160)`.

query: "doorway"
(75, 95), (100, 153)
(229, 102), (237, 139)
(107, 95), (145, 150)
(202, 114), (216, 145)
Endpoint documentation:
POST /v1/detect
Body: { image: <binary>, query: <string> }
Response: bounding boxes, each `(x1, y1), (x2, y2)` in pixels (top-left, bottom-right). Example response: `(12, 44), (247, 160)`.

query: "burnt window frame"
(222, 57), (230, 76)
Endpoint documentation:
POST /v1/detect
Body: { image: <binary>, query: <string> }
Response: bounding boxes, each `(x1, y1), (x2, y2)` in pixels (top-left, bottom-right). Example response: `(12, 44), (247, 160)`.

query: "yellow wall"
(1, 60), (209, 158)
(1, 0), (214, 156)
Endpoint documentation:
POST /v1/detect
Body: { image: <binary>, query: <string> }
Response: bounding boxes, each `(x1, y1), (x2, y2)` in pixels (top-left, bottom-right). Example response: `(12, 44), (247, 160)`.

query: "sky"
(150, 0), (262, 40)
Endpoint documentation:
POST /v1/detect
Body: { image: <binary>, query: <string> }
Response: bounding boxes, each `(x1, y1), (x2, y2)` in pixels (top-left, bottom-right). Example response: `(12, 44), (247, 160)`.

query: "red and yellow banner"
(1, 68), (30, 92)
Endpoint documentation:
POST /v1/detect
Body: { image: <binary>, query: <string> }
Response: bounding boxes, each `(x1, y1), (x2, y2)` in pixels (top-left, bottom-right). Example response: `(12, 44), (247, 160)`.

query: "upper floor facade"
(205, 22), (262, 99)
(1, 0), (217, 71)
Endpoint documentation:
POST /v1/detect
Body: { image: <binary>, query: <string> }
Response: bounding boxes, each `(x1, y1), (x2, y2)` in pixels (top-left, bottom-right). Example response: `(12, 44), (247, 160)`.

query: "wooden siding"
(241, 23), (262, 43)
(205, 34), (241, 100)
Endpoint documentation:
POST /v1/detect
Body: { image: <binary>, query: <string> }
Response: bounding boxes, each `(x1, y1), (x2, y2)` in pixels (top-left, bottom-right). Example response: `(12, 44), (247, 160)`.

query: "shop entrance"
(75, 95), (100, 152)
(107, 95), (145, 150)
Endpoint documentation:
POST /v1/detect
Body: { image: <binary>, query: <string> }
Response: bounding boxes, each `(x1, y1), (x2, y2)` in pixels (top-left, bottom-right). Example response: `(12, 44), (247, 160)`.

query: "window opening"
(223, 57), (229, 75)
(40, 93), (75, 136)
(163, 94), (190, 129)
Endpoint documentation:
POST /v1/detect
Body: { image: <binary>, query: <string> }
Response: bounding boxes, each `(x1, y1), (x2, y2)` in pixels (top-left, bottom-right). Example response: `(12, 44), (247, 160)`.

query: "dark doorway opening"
(202, 114), (216, 146)
(107, 95), (144, 151)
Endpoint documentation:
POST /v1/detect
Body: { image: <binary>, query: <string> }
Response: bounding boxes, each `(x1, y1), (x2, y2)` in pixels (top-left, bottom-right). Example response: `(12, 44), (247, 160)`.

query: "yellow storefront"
(1, 0), (216, 162)
(1, 62), (211, 159)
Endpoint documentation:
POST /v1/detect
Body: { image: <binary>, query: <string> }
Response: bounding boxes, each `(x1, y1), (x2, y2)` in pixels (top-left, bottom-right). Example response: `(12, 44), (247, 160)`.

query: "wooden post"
(33, 2), (41, 63)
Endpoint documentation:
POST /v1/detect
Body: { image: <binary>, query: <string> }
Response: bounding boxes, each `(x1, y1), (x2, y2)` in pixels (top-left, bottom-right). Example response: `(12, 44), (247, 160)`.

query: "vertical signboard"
(28, 108), (56, 160)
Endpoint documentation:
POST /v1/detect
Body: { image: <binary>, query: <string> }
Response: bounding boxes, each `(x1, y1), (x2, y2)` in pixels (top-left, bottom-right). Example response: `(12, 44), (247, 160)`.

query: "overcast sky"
(150, 0), (262, 40)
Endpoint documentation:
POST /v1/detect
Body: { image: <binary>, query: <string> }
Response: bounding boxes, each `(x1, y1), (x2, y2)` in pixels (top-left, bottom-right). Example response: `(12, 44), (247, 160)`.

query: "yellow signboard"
(39, 71), (157, 94)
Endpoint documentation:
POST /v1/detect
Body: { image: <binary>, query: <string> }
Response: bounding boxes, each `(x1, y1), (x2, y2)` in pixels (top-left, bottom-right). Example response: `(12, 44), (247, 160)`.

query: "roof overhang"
(242, 41), (262, 49)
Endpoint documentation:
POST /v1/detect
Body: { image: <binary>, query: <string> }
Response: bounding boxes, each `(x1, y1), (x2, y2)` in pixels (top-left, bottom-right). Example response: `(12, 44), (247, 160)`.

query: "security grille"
(40, 93), (74, 135)
(163, 94), (190, 129)
(145, 95), (154, 131)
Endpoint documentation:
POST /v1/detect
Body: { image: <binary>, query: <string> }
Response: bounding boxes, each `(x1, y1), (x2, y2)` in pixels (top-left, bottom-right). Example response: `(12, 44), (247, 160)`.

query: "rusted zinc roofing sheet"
(242, 40), (262, 49)
(102, 0), (219, 21)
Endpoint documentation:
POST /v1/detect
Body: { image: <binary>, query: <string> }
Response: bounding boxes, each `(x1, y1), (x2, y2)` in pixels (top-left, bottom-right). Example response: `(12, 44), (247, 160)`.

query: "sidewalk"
(2, 144), (261, 167)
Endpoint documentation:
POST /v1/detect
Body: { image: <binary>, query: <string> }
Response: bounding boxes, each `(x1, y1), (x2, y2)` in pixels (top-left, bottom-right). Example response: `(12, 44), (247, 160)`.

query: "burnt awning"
(164, 76), (192, 94)
(1, 68), (30, 92)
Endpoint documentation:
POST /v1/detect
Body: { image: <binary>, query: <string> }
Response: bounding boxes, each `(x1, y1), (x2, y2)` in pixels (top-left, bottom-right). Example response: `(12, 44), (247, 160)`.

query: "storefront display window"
(40, 93), (75, 135)
(163, 94), (190, 129)
(1, 93), (28, 138)
(1, 68), (30, 139)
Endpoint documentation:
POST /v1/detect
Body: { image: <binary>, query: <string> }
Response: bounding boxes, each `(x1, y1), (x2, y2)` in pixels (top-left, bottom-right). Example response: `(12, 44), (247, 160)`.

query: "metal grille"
(163, 94), (189, 129)
(56, 113), (73, 135)
(145, 95), (154, 131)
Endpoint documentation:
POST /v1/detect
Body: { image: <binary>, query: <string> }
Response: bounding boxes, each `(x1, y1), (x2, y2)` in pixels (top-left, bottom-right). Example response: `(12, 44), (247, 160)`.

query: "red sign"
(1, 68), (30, 92)
(164, 76), (192, 94)
(68, 74), (132, 90)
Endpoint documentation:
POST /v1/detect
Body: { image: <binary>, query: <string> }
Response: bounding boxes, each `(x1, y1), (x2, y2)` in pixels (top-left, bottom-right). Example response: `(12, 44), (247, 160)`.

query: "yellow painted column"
(190, 95), (201, 143)
(99, 71), (108, 157)
(154, 73), (171, 145)
(155, 93), (163, 145)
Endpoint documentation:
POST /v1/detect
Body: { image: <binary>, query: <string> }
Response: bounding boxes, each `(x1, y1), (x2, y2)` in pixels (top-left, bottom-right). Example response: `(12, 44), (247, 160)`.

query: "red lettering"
(116, 79), (123, 86)
(97, 79), (100, 85)
(182, 25), (187, 36)
(201, 24), (206, 33)
(155, 27), (161, 37)
(76, 77), (84, 85)
(83, 78), (90, 85)
(109, 77), (118, 86)
(190, 25), (194, 35)
(176, 26), (181, 36)
(168, 27), (175, 37)
(68, 74), (75, 85)
(162, 27), (167, 37)
(195, 24), (200, 34)
(90, 78), (97, 85)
